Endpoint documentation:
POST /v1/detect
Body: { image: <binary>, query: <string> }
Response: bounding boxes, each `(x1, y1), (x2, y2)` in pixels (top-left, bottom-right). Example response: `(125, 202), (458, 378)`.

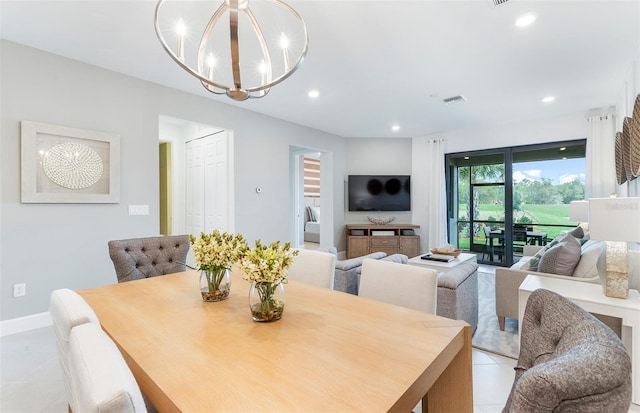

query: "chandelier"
(154, 0), (308, 101)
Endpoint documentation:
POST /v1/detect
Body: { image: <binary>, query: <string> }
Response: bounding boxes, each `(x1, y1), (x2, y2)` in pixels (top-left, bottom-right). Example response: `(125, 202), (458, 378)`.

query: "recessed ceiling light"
(542, 96), (555, 103)
(464, 156), (470, 160)
(391, 125), (400, 132)
(515, 14), (536, 27)
(559, 147), (566, 151)
(308, 90), (319, 98)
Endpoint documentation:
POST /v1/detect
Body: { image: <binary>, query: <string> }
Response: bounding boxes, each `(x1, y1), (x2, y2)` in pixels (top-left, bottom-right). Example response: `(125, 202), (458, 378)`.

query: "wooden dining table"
(78, 270), (472, 412)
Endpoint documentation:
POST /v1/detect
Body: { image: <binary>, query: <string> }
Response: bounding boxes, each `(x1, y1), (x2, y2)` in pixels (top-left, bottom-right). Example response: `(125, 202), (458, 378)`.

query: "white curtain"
(585, 114), (617, 198)
(412, 137), (448, 253)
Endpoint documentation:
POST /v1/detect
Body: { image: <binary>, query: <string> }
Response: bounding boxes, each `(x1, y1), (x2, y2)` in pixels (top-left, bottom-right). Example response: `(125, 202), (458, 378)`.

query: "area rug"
(472, 271), (519, 359)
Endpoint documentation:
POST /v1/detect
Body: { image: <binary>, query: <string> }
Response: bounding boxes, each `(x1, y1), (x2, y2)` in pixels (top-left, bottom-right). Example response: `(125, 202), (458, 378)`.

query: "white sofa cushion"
(572, 240), (605, 278)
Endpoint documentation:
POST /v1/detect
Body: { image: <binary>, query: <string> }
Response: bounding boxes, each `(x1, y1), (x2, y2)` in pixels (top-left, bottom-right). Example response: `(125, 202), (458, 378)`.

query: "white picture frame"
(21, 121), (120, 203)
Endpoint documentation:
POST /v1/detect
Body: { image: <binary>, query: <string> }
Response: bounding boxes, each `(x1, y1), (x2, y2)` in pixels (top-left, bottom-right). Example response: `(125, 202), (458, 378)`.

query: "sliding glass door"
(446, 140), (586, 266)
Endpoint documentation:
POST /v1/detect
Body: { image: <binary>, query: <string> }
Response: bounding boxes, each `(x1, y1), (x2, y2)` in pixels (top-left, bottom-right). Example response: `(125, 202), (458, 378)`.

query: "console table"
(519, 274), (640, 406)
(346, 224), (420, 258)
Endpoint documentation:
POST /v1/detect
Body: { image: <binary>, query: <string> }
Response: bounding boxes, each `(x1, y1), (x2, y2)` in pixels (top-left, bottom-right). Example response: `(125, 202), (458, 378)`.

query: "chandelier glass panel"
(154, 0), (308, 101)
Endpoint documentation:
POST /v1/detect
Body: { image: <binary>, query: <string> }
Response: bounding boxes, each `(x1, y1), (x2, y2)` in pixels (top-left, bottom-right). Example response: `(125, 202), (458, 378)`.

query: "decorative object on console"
(431, 244), (461, 257)
(21, 121), (120, 203)
(190, 230), (248, 302)
(154, 0), (308, 101)
(367, 215), (395, 225)
(238, 240), (298, 322)
(588, 197), (640, 299)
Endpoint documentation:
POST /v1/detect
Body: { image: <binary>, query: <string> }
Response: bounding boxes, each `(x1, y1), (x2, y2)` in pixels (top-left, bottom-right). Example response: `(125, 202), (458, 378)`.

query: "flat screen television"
(348, 175), (411, 211)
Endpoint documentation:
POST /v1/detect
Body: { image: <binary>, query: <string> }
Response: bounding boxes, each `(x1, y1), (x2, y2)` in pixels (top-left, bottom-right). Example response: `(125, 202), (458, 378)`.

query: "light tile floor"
(0, 326), (517, 412)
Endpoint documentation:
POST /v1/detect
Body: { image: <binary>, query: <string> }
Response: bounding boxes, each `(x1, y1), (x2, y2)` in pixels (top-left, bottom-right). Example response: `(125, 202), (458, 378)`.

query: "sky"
(513, 158), (586, 185)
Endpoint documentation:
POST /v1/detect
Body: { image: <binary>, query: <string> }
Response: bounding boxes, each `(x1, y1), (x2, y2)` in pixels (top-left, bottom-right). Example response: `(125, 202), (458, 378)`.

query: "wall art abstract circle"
(42, 142), (104, 189)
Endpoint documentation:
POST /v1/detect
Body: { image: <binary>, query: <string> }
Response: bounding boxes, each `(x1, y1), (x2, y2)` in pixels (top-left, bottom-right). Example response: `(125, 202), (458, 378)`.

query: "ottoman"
(436, 261), (479, 334)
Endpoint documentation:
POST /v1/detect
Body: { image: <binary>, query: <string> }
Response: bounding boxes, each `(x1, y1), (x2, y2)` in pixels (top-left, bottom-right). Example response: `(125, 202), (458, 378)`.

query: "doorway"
(289, 147), (334, 249)
(158, 116), (234, 242)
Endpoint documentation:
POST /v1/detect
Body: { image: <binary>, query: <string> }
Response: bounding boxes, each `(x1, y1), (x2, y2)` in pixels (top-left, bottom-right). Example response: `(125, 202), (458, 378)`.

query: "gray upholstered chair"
(503, 288), (632, 413)
(108, 235), (190, 283)
(69, 323), (148, 413)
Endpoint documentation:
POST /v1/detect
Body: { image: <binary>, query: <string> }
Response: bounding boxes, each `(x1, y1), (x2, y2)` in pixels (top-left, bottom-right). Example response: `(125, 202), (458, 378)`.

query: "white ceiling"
(1, 0), (638, 138)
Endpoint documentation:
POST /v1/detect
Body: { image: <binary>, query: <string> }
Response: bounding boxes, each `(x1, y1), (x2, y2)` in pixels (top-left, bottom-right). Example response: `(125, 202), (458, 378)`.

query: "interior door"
(186, 131), (229, 237)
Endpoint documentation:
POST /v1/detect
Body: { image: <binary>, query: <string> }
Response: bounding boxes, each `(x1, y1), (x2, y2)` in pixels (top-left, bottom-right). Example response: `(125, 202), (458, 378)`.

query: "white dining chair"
(359, 259), (438, 314)
(69, 323), (148, 413)
(50, 288), (101, 409)
(288, 248), (336, 289)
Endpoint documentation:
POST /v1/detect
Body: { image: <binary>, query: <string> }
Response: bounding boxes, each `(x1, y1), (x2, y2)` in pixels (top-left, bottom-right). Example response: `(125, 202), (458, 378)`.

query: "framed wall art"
(21, 121), (120, 203)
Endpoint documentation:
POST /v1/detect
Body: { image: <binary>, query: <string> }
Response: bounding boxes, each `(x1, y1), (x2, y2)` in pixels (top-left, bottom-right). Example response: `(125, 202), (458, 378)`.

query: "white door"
(186, 131), (229, 237)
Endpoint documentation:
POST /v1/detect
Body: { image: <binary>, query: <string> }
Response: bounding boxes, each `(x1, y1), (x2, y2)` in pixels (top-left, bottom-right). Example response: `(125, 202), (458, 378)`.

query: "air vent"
(442, 95), (467, 104)
(492, 0), (510, 6)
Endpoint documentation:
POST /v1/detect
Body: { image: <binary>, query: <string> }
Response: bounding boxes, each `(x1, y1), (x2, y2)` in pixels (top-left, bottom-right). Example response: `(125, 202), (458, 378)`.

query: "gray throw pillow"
(538, 234), (582, 276)
(567, 226), (584, 239)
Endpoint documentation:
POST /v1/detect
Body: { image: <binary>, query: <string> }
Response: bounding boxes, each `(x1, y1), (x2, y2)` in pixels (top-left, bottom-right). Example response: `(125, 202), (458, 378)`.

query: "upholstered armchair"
(108, 235), (190, 283)
(503, 288), (631, 412)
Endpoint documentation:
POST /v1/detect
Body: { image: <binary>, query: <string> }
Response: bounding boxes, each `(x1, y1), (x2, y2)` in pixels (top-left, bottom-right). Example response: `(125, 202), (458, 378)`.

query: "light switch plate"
(128, 205), (149, 215)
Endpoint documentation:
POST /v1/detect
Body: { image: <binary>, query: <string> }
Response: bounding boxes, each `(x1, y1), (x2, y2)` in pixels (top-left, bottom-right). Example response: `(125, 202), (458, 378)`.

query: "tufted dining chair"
(359, 259), (438, 314)
(503, 288), (631, 413)
(108, 235), (190, 283)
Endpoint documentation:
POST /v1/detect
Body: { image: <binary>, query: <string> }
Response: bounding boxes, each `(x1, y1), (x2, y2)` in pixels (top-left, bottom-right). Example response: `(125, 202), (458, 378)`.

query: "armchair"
(503, 288), (631, 412)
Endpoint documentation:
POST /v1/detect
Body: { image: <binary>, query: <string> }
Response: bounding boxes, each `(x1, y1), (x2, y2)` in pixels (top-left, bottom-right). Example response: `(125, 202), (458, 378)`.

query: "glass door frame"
(446, 139), (586, 267)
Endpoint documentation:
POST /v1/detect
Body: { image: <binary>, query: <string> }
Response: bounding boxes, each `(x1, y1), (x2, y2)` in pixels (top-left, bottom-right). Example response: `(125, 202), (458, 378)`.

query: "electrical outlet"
(13, 283), (26, 297)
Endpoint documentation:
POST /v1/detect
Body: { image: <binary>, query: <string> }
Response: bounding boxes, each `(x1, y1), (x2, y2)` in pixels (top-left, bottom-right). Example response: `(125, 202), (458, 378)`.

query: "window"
(303, 156), (320, 197)
(446, 140), (586, 266)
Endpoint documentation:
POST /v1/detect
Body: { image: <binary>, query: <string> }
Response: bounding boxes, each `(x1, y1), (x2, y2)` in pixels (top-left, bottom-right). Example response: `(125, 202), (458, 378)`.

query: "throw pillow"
(567, 226), (584, 239)
(306, 206), (316, 222)
(310, 207), (321, 222)
(521, 233), (566, 271)
(538, 234), (582, 276)
(572, 240), (604, 278)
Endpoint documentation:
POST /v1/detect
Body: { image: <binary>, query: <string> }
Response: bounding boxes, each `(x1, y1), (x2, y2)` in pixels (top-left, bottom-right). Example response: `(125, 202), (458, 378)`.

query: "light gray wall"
(343, 138), (413, 225)
(441, 112), (588, 154)
(0, 40), (346, 320)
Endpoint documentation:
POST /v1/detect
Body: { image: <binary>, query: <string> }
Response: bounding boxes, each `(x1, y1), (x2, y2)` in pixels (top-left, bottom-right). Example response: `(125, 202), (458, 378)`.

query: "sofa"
(495, 234), (605, 331)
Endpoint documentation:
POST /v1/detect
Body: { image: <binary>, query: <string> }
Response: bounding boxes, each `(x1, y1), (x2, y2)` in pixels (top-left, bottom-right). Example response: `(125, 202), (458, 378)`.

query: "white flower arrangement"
(190, 230), (248, 272)
(238, 240), (299, 285)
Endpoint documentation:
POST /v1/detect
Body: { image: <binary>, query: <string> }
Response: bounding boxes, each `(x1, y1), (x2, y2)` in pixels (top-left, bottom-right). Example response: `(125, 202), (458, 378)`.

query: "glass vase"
(200, 268), (231, 301)
(249, 281), (285, 322)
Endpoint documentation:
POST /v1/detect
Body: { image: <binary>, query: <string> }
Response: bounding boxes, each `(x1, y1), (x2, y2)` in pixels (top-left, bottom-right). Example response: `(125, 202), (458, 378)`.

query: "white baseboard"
(0, 312), (52, 337)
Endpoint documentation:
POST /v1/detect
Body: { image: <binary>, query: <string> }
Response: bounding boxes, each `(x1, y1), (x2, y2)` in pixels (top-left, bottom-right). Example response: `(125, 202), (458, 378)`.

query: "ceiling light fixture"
(308, 90), (319, 99)
(542, 96), (556, 103)
(515, 14), (536, 27)
(154, 0), (309, 101)
(391, 125), (400, 132)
